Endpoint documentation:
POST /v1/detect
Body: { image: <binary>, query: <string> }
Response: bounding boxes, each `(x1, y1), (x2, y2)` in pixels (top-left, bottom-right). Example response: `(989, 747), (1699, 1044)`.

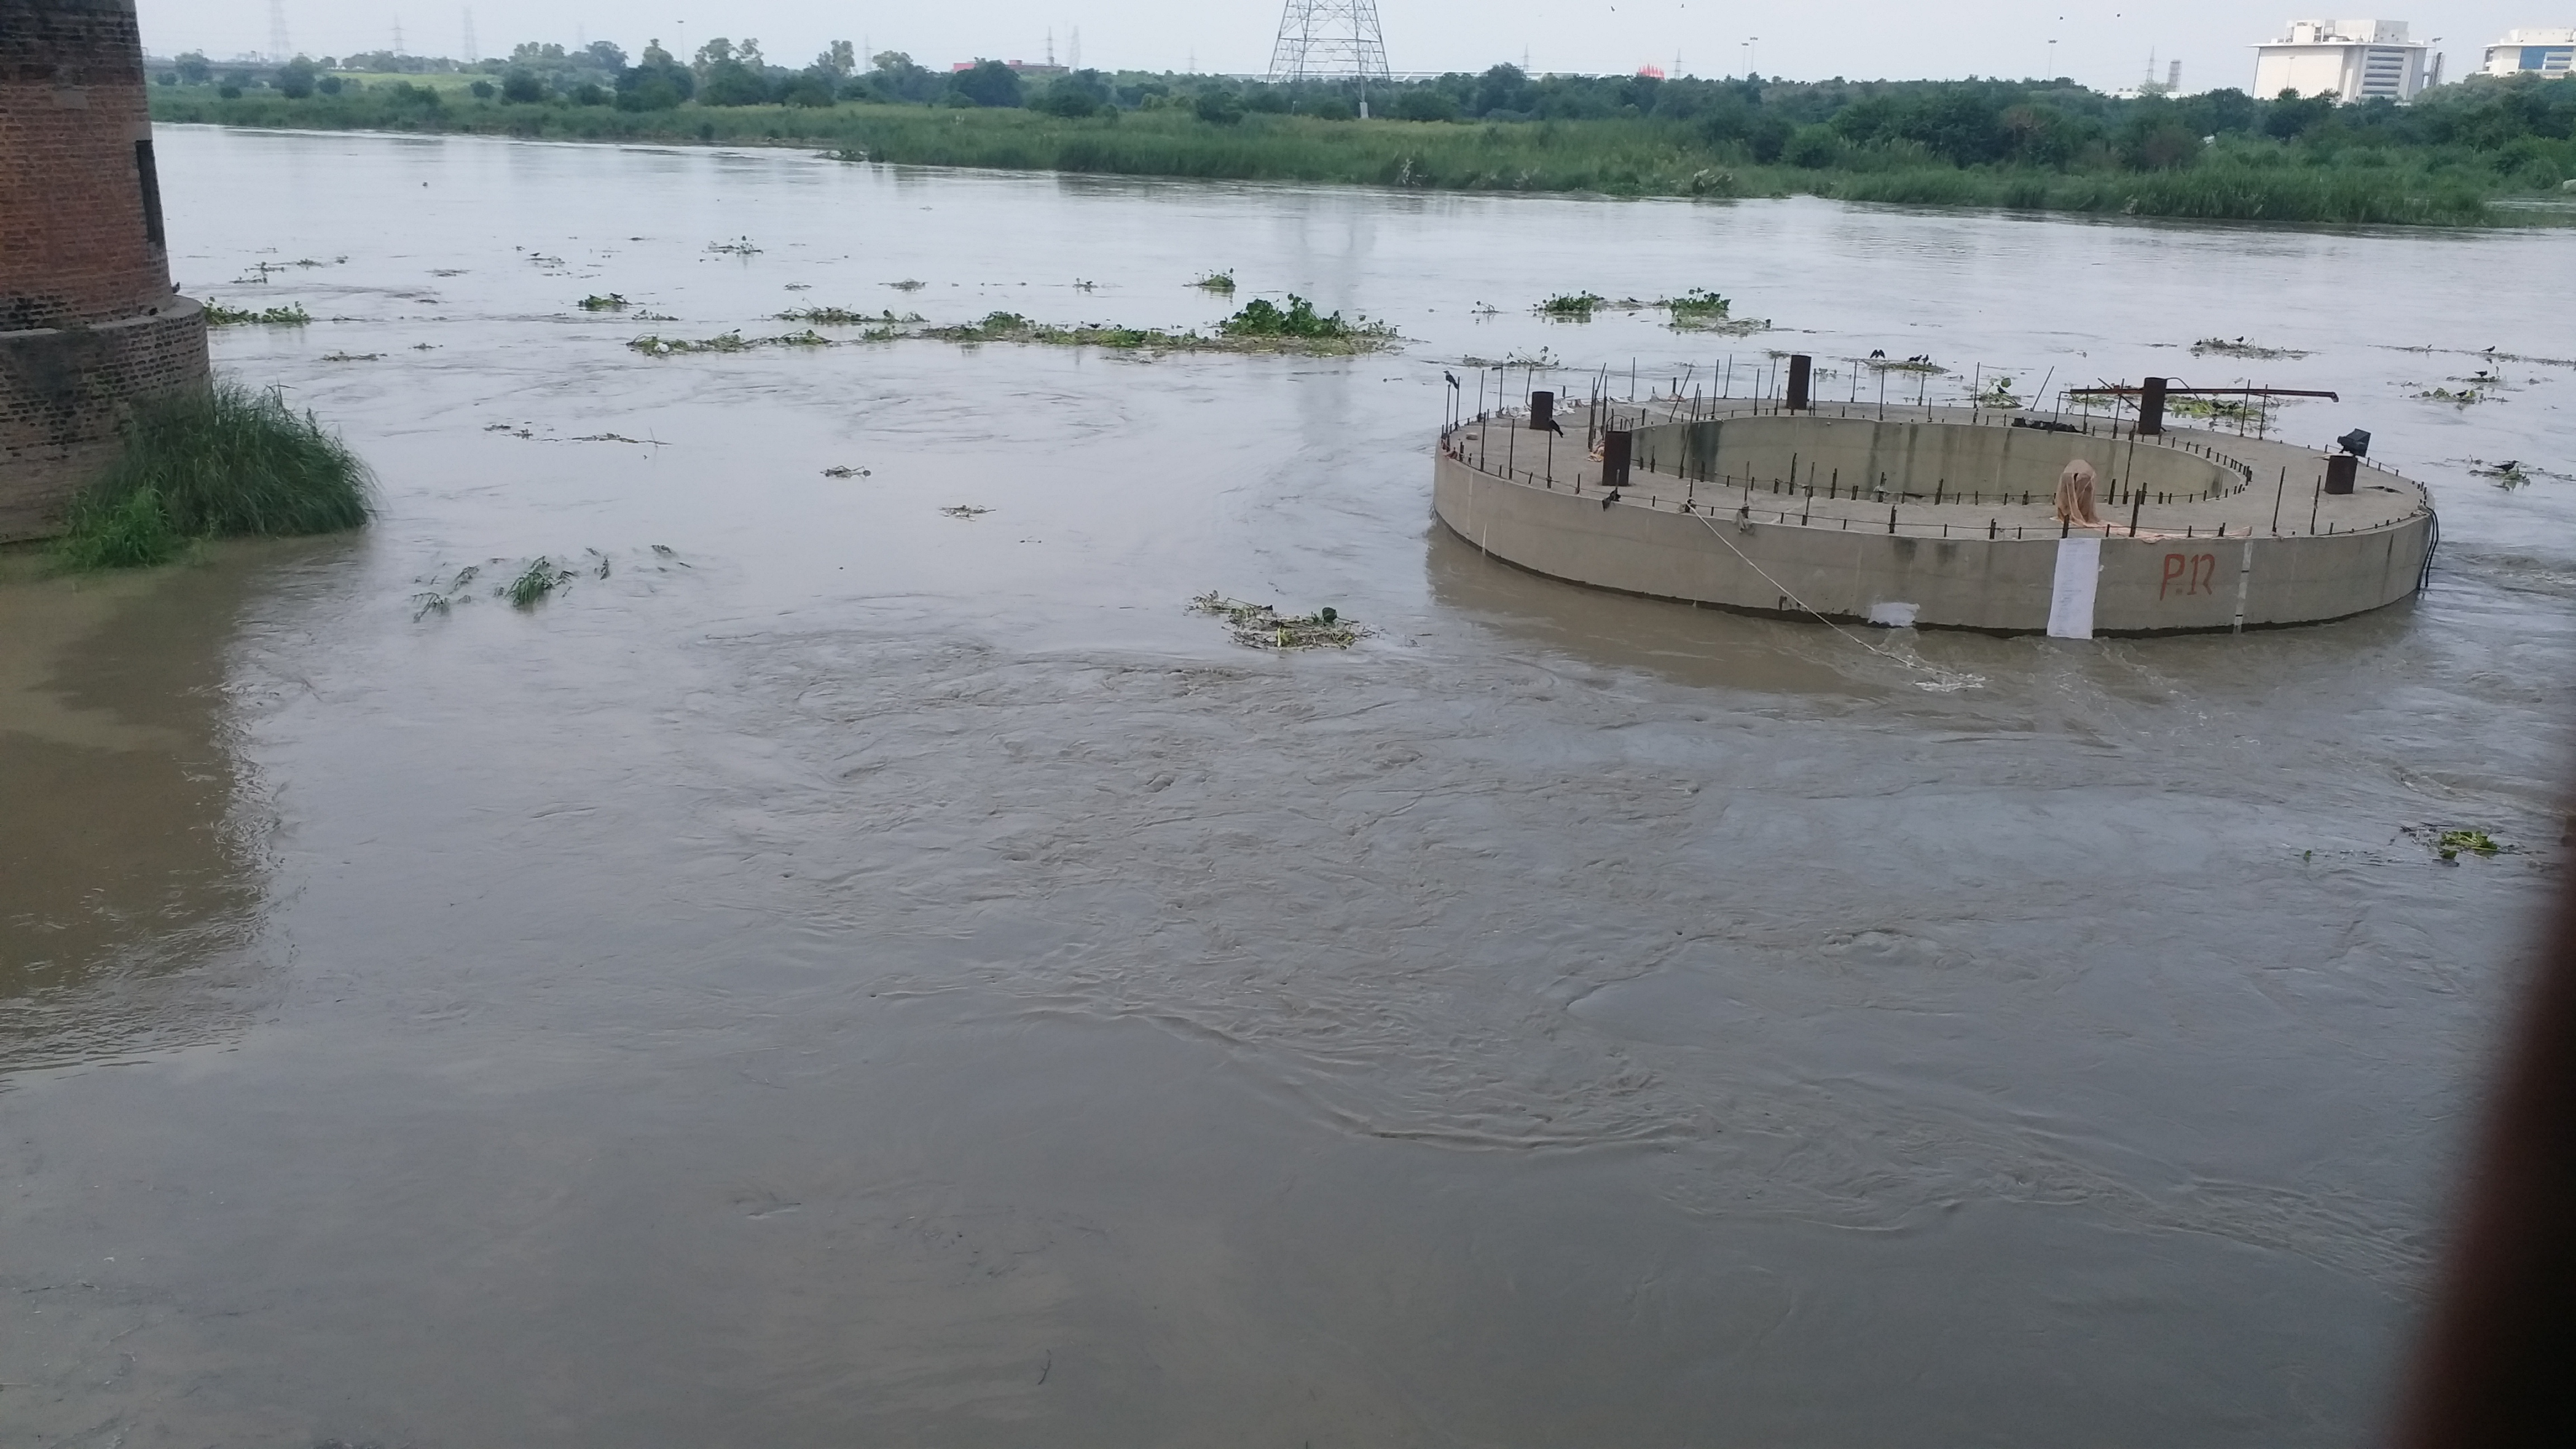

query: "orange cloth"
(2054, 460), (2105, 526)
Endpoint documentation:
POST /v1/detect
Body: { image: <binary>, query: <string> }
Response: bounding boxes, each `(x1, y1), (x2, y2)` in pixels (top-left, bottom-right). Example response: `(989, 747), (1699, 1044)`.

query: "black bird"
(1540, 416), (1564, 434)
(1869, 348), (1886, 359)
(1600, 488), (1622, 510)
(1444, 371), (1460, 390)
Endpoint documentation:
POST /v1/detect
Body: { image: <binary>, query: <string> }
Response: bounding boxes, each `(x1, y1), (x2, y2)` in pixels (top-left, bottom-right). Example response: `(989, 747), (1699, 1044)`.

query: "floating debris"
(706, 237), (762, 257)
(320, 351), (383, 362)
(822, 465), (873, 478)
(940, 504), (993, 519)
(2192, 337), (2312, 360)
(1870, 356), (1948, 374)
(775, 306), (923, 326)
(784, 283), (813, 291)
(1538, 291), (1606, 319)
(1459, 346), (1562, 368)
(1969, 375), (2023, 409)
(2416, 383), (2491, 405)
(628, 332), (759, 355)
(1191, 270), (1238, 293)
(1664, 288), (1770, 334)
(570, 432), (655, 444)
(504, 557), (575, 608)
(410, 563), (481, 621)
(2403, 824), (2515, 862)
(2167, 394), (2271, 423)
(203, 301), (311, 326)
(579, 293), (630, 311)
(1190, 593), (1366, 650)
(888, 278), (927, 291)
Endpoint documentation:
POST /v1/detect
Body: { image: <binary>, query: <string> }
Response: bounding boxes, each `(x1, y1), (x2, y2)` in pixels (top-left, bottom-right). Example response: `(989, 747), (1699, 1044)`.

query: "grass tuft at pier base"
(54, 381), (374, 571)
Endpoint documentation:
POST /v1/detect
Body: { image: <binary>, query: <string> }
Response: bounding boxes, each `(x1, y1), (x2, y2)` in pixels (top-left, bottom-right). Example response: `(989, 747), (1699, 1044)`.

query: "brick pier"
(1, 0), (212, 541)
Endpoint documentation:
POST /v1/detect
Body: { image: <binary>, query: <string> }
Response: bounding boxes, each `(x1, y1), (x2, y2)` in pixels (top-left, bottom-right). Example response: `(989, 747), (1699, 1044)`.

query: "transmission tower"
(1267, 0), (1391, 80)
(461, 7), (478, 63)
(268, 0), (290, 61)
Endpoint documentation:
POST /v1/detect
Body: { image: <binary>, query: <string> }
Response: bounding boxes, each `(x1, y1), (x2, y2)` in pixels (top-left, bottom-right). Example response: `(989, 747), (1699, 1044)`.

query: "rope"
(1683, 505), (1985, 693)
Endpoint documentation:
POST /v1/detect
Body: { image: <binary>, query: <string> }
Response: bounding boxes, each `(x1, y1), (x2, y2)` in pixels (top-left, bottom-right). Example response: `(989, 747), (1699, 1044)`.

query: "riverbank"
(148, 91), (2518, 226)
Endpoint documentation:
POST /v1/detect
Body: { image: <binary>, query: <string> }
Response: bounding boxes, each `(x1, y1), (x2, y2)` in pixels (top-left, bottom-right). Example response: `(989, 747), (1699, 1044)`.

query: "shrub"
(469, 79), (495, 99)
(500, 70), (544, 103)
(1033, 83), (1102, 118)
(1782, 123), (1841, 168)
(1194, 90), (1247, 125)
(1393, 88), (1459, 122)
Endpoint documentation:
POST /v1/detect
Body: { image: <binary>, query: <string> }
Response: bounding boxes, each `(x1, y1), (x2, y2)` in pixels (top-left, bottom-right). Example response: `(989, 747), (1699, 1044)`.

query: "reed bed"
(150, 92), (2527, 226)
(55, 381), (372, 570)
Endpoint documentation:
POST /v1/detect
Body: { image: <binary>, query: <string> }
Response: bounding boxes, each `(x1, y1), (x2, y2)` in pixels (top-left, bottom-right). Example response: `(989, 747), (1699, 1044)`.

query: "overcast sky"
(137, 1), (2532, 91)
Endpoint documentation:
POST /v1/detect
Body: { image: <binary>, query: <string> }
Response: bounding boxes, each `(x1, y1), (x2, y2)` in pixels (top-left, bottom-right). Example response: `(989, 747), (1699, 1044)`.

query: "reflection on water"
(0, 551), (275, 1072)
(0, 126), (2569, 1447)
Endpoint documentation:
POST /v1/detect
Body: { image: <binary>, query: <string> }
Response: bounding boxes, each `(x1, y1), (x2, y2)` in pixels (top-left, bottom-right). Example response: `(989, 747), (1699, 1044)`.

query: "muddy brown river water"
(4, 126), (2573, 1445)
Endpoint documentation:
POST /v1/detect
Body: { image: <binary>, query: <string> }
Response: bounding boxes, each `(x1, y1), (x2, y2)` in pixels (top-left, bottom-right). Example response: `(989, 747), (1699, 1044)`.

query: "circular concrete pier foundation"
(1434, 401), (2435, 636)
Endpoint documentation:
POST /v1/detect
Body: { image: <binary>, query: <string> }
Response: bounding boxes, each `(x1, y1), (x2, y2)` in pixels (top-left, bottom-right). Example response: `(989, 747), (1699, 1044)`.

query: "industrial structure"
(1267, 0), (1392, 83)
(1433, 366), (2433, 637)
(2252, 18), (2438, 102)
(0, 0), (210, 541)
(2481, 27), (2575, 76)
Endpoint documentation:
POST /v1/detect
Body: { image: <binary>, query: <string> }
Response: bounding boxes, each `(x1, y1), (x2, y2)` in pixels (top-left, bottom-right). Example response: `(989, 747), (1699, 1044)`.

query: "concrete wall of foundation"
(1433, 452), (2434, 635)
(1628, 414), (2243, 504)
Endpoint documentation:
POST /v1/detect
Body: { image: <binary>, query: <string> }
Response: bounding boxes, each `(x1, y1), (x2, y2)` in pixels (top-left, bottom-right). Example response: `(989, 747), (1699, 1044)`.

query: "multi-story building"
(2481, 27), (2576, 77)
(2252, 18), (2438, 102)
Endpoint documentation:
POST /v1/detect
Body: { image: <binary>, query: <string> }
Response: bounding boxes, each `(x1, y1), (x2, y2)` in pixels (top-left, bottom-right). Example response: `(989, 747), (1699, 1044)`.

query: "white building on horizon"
(2482, 27), (2575, 77)
(2252, 18), (2438, 102)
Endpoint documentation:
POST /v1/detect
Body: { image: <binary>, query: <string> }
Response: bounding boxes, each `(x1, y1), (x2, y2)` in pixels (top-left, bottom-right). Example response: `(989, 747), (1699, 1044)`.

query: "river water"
(4, 126), (2572, 1445)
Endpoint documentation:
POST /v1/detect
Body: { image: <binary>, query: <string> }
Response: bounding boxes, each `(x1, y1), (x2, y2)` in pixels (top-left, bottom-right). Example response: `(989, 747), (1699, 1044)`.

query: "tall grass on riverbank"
(55, 382), (373, 570)
(150, 89), (2523, 226)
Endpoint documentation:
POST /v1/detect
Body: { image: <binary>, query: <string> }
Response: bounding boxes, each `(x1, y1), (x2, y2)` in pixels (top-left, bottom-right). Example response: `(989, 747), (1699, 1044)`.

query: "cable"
(1683, 505), (1985, 692)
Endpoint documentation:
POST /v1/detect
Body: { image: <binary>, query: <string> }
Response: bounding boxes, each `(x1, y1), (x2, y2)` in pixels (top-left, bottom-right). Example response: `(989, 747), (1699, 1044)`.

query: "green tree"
(866, 51), (939, 103)
(176, 50), (212, 84)
(500, 69), (545, 103)
(616, 39), (694, 109)
(950, 59), (1024, 108)
(695, 38), (770, 105)
(274, 56), (318, 98)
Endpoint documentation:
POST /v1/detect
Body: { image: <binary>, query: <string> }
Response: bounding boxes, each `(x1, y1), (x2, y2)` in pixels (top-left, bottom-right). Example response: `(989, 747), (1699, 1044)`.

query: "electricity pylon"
(1267, 0), (1391, 80)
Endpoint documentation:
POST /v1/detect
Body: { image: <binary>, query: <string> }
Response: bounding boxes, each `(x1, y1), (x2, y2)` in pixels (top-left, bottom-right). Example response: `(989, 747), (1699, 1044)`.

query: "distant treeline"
(150, 42), (2576, 225)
